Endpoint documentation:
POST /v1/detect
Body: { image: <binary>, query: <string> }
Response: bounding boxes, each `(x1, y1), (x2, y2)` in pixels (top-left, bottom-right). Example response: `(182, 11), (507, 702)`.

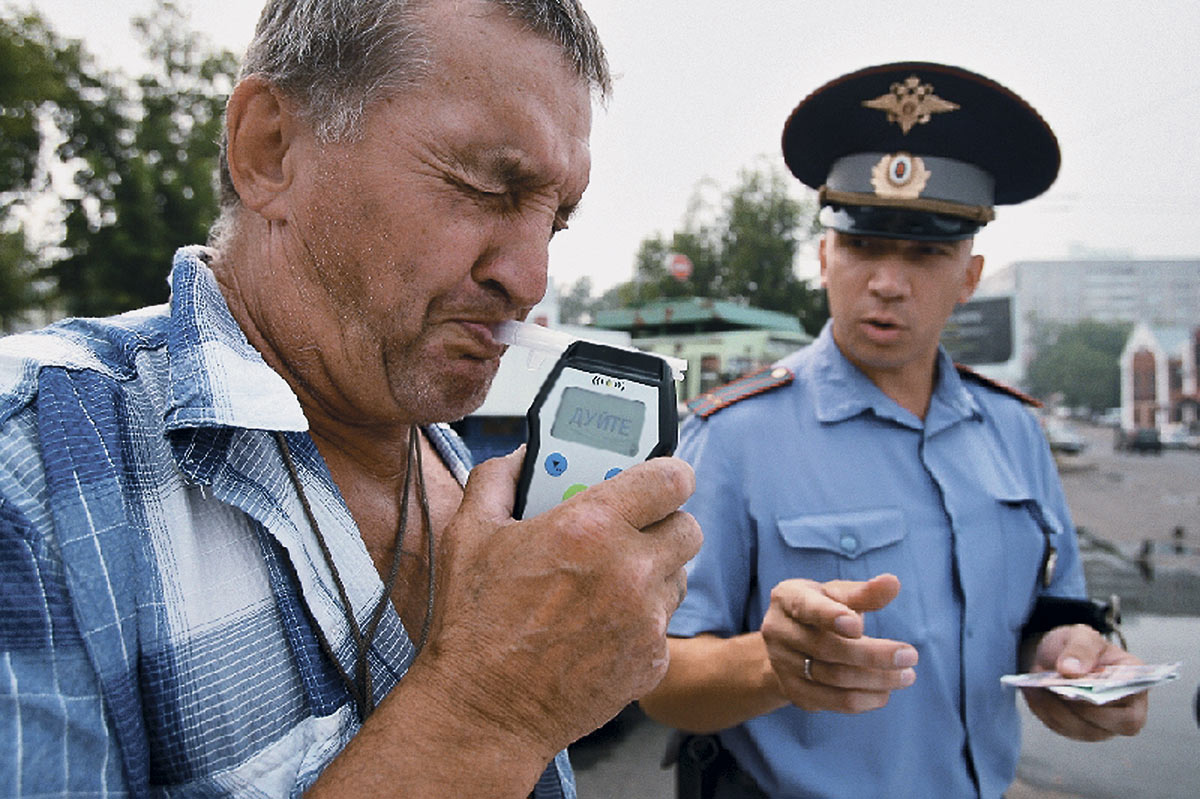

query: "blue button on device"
(544, 453), (568, 477)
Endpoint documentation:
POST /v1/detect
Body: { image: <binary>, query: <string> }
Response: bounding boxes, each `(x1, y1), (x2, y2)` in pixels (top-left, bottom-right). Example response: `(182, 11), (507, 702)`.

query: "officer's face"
(820, 229), (983, 393)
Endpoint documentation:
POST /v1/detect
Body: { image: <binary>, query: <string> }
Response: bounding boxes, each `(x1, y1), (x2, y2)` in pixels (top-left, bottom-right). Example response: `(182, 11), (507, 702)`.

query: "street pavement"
(1055, 423), (1200, 561)
(570, 420), (1200, 798)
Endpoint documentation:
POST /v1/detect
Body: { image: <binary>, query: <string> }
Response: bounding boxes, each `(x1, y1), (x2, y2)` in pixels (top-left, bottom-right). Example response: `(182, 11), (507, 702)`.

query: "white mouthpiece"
(493, 320), (687, 382)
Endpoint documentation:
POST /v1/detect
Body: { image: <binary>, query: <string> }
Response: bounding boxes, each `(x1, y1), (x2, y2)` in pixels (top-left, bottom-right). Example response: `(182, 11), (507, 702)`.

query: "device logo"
(592, 375), (626, 392)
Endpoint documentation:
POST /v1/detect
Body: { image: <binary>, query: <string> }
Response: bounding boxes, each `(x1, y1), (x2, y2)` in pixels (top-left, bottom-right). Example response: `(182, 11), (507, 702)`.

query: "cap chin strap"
(819, 186), (996, 224)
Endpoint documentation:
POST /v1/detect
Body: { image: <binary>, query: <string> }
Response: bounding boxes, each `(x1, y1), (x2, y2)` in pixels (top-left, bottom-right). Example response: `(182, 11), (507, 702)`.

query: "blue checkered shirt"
(0, 246), (574, 798)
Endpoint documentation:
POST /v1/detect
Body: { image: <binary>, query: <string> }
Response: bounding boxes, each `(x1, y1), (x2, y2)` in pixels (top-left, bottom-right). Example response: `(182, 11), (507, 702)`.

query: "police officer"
(641, 62), (1148, 798)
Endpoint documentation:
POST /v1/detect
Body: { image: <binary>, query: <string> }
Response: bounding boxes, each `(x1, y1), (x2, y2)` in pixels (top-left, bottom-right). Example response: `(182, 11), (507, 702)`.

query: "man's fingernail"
(1061, 657), (1083, 674)
(834, 615), (858, 636)
(894, 648), (918, 668)
(900, 668), (917, 687)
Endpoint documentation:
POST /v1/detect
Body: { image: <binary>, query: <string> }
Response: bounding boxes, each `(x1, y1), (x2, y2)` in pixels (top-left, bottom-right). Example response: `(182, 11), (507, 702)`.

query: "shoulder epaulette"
(954, 363), (1042, 408)
(687, 366), (794, 418)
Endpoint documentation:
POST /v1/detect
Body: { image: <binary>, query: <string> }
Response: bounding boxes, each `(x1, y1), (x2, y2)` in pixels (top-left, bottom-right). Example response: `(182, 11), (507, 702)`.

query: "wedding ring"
(803, 656), (814, 681)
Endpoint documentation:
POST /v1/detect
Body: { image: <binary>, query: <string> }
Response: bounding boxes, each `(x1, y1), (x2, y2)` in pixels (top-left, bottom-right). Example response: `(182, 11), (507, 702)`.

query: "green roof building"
(593, 298), (813, 403)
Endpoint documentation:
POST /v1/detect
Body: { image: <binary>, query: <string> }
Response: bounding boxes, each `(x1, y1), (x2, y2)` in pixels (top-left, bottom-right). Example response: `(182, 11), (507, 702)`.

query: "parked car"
(1042, 418), (1087, 455)
(1161, 425), (1199, 451)
(1124, 428), (1163, 454)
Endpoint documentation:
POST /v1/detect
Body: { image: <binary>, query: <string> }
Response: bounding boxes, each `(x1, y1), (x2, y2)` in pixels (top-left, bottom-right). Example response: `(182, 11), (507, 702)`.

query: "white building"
(1012, 259), (1200, 328)
(975, 259), (1200, 385)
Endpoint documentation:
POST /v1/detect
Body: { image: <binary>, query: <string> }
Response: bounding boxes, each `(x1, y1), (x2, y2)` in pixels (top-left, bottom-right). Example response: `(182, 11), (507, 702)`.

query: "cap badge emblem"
(871, 153), (931, 199)
(863, 76), (960, 134)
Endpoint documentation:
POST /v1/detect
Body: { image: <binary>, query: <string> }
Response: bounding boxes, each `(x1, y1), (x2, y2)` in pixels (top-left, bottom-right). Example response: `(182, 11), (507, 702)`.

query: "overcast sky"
(27, 0), (1200, 293)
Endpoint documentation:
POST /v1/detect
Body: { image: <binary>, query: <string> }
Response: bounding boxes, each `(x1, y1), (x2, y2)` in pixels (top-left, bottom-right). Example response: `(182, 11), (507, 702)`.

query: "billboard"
(941, 296), (1013, 366)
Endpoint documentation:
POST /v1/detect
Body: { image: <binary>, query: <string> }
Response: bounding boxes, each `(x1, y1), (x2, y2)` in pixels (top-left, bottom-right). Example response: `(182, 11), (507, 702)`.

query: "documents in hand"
(1001, 662), (1181, 705)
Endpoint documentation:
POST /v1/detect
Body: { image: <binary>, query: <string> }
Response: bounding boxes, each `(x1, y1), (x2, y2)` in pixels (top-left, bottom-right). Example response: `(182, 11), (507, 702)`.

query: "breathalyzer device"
(511, 339), (680, 520)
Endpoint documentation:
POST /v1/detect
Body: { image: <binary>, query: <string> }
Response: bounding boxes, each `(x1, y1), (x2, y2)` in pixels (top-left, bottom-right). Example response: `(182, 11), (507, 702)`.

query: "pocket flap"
(993, 493), (1064, 537)
(777, 508), (906, 559)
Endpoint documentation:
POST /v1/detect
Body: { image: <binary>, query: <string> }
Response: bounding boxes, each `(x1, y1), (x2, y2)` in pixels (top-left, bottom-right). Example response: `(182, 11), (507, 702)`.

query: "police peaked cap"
(782, 61), (1060, 240)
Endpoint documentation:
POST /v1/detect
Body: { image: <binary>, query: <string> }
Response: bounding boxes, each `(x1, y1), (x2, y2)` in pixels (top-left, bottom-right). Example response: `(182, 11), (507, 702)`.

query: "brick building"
(1119, 322), (1200, 432)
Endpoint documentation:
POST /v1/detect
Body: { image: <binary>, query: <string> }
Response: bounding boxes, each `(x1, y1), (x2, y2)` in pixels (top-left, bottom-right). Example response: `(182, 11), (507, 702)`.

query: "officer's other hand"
(761, 573), (918, 714)
(411, 447), (700, 763)
(1022, 624), (1149, 741)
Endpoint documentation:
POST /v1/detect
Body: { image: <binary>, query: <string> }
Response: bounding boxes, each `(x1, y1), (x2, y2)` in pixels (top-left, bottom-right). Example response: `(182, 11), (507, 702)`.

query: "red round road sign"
(666, 252), (693, 281)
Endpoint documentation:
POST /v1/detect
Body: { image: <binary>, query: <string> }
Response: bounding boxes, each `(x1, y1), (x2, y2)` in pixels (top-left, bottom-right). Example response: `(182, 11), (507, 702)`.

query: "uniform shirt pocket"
(771, 508), (926, 641)
(777, 508), (906, 569)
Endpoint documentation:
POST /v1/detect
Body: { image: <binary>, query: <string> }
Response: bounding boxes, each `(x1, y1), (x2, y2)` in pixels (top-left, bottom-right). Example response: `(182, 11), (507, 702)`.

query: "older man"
(0, 1), (698, 797)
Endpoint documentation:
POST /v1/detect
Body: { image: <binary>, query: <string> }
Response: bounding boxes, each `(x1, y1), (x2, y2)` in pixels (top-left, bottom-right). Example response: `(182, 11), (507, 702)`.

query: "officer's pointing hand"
(761, 573), (919, 714)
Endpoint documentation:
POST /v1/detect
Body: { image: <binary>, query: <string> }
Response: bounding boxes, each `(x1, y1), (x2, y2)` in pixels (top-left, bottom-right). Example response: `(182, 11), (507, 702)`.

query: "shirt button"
(840, 534), (859, 554)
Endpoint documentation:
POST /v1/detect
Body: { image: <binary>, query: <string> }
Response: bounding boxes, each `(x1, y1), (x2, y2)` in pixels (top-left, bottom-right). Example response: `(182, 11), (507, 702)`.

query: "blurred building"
(975, 259), (1200, 386)
(591, 298), (813, 404)
(1012, 259), (1200, 327)
(454, 293), (811, 462)
(1120, 323), (1200, 432)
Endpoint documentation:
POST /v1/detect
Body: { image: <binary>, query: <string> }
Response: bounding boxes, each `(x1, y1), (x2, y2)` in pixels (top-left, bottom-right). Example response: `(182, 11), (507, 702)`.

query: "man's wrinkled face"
(280, 0), (593, 426)
(820, 229), (983, 385)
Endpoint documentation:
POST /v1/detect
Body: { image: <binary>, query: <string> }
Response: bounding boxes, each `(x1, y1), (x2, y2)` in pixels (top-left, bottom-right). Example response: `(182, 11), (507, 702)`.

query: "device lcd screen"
(550, 386), (647, 457)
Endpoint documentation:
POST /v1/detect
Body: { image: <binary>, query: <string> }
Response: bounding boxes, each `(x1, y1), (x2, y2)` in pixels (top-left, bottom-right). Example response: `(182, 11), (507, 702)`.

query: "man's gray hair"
(212, 0), (610, 241)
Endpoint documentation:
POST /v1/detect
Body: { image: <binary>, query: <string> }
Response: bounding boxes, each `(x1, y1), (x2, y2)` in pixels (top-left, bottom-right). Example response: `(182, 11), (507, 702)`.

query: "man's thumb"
(824, 573), (902, 613)
(460, 445), (525, 523)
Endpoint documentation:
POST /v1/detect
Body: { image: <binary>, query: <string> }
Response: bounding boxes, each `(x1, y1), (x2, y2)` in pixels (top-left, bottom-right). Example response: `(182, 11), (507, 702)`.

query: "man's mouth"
(860, 315), (905, 342)
(434, 320), (493, 358)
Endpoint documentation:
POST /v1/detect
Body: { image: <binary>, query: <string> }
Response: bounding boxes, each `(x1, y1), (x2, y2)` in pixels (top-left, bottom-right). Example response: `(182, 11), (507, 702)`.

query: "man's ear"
(224, 75), (303, 220)
(959, 253), (985, 303)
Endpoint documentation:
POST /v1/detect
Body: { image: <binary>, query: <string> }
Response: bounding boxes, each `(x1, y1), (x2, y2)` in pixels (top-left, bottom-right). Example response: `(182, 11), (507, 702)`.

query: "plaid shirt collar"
(164, 245), (308, 435)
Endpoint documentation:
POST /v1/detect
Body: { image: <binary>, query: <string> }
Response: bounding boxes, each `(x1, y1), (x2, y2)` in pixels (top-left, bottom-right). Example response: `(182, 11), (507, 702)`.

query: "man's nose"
(472, 219), (551, 311)
(867, 260), (909, 300)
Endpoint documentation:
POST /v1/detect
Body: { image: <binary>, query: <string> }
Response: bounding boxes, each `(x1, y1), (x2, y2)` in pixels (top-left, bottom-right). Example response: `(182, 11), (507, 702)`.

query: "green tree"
(611, 165), (827, 333)
(627, 228), (721, 303)
(0, 2), (238, 320)
(0, 9), (75, 328)
(1025, 319), (1131, 412)
(0, 227), (37, 328)
(558, 275), (595, 324)
(0, 11), (62, 197)
(46, 1), (239, 317)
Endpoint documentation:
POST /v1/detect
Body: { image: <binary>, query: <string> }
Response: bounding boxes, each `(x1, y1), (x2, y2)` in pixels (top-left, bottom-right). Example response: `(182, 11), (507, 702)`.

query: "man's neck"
(310, 421), (416, 495)
(834, 342), (939, 420)
(209, 234), (430, 539)
(871, 364), (937, 419)
(211, 232), (419, 478)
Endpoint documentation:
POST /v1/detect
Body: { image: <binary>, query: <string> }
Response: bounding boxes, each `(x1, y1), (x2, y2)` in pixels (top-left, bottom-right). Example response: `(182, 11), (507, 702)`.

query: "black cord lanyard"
(274, 427), (435, 721)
